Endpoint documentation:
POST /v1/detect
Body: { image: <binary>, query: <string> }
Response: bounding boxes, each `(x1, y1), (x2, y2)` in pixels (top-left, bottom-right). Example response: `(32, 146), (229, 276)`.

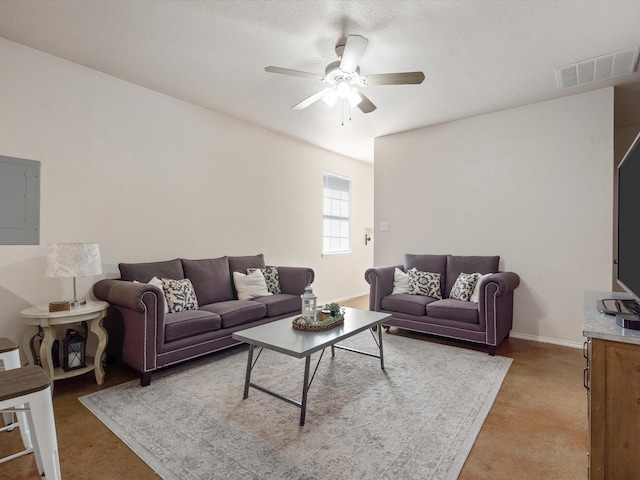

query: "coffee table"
(232, 307), (391, 425)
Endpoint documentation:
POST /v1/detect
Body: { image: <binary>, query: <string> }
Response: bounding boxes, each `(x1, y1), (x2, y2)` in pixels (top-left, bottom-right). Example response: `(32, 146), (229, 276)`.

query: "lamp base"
(70, 300), (87, 308)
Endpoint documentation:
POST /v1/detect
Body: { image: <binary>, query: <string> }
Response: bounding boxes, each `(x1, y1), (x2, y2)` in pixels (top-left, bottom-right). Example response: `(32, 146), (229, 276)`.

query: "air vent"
(556, 47), (640, 90)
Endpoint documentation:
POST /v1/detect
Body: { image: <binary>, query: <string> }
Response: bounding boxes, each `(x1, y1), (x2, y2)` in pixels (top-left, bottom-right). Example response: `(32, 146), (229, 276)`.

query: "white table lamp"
(45, 243), (102, 307)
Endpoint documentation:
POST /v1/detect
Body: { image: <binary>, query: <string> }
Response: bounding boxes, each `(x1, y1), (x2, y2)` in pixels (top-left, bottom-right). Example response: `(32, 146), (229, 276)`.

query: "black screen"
(617, 133), (640, 301)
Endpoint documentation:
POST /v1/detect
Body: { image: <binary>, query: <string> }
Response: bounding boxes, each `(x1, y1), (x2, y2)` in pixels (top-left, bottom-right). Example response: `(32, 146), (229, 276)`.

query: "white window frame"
(323, 172), (352, 255)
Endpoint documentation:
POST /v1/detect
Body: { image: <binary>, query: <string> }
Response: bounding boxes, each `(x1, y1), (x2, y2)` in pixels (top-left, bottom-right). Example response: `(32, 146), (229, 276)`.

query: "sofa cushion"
(408, 269), (442, 299)
(446, 255), (499, 298)
(381, 293), (438, 316)
(405, 254), (447, 278)
(228, 254), (266, 274)
(164, 310), (222, 342)
(449, 273), (479, 302)
(426, 298), (480, 324)
(182, 257), (234, 305)
(162, 278), (199, 313)
(228, 255), (267, 297)
(232, 269), (272, 301)
(252, 293), (301, 317)
(119, 258), (184, 283)
(200, 300), (267, 328)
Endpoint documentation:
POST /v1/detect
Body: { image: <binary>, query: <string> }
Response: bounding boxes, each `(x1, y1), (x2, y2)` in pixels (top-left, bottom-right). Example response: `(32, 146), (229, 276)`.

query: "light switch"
(380, 221), (389, 231)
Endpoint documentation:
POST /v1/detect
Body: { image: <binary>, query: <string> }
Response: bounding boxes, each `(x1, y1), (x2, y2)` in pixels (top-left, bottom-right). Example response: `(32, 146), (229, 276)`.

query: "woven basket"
(292, 317), (344, 332)
(49, 301), (70, 312)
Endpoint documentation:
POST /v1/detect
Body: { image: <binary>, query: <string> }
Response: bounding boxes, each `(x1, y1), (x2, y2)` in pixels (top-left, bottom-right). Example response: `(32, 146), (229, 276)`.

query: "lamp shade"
(45, 243), (102, 278)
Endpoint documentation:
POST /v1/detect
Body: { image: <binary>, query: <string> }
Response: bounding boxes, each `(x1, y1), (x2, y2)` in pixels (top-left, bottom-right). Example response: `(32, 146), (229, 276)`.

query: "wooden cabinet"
(586, 338), (640, 479)
(584, 290), (640, 480)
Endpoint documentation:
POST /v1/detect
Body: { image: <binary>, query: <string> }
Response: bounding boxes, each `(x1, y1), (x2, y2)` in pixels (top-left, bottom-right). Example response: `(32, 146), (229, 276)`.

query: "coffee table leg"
(243, 345), (254, 399)
(300, 355), (311, 426)
(378, 324), (385, 370)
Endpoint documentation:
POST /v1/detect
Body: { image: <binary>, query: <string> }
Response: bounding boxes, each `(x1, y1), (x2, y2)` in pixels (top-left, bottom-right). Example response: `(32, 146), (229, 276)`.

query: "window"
(323, 172), (351, 254)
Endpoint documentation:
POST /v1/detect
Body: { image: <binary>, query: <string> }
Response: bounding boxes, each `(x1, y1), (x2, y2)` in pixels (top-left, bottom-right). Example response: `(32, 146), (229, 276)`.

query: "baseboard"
(509, 332), (583, 350)
(326, 291), (369, 304)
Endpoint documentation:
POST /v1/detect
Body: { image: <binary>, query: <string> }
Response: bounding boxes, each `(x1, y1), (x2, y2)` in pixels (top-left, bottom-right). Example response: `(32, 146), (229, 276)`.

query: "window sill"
(321, 251), (352, 258)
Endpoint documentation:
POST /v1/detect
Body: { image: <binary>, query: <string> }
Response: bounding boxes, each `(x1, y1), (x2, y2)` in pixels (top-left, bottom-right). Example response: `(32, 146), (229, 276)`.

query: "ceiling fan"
(265, 34), (425, 114)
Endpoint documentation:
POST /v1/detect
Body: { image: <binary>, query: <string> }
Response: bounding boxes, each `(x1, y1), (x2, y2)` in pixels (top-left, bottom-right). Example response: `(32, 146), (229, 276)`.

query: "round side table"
(19, 300), (109, 392)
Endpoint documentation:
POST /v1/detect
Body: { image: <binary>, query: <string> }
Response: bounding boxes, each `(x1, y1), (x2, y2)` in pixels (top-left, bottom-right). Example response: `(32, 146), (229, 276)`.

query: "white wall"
(0, 38), (373, 349)
(374, 89), (614, 347)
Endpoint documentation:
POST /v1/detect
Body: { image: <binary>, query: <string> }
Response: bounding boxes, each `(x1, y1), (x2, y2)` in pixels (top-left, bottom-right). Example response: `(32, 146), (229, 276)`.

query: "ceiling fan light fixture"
(336, 80), (352, 99)
(347, 89), (362, 107)
(265, 33), (424, 116)
(323, 89), (338, 107)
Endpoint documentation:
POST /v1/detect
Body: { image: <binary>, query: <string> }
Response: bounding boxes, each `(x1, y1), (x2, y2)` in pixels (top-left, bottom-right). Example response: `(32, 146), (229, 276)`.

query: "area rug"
(80, 332), (511, 480)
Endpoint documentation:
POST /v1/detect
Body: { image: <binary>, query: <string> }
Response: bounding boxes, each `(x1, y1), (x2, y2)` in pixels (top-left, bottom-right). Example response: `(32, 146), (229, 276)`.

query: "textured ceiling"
(1, 0), (640, 162)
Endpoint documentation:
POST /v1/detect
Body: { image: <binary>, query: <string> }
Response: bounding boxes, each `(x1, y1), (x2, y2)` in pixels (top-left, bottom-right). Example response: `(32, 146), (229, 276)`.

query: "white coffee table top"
(233, 307), (390, 358)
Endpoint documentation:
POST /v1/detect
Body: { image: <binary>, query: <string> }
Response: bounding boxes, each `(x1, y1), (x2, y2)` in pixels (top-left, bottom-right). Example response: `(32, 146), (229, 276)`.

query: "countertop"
(583, 290), (640, 345)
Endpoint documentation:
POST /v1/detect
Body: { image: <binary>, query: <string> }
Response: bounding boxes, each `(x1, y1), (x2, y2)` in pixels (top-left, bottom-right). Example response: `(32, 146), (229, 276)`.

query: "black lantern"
(63, 328), (86, 371)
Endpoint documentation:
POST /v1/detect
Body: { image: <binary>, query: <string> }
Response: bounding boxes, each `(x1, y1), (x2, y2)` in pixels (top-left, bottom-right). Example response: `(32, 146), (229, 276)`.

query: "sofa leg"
(372, 325), (391, 333)
(141, 371), (152, 387)
(488, 345), (497, 356)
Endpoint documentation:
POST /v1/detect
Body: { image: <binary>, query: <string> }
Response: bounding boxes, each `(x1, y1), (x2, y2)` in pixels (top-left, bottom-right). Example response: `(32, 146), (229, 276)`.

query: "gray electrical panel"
(0, 155), (40, 245)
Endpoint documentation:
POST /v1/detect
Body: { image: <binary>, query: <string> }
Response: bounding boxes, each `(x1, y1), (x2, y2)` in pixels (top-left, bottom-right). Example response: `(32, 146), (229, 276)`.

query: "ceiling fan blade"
(292, 89), (331, 110)
(353, 88), (377, 113)
(265, 66), (323, 81)
(339, 34), (368, 73)
(363, 72), (425, 85)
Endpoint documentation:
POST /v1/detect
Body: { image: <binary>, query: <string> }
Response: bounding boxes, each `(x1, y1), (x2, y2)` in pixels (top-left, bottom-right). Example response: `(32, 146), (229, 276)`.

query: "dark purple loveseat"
(93, 254), (313, 385)
(365, 254), (519, 355)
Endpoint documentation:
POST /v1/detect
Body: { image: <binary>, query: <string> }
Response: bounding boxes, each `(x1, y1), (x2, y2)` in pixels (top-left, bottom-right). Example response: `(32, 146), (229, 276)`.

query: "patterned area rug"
(80, 332), (511, 480)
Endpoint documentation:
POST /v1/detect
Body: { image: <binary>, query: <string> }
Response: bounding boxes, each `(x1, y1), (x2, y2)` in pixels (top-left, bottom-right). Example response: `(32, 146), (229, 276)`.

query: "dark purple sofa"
(365, 254), (519, 355)
(93, 254), (313, 385)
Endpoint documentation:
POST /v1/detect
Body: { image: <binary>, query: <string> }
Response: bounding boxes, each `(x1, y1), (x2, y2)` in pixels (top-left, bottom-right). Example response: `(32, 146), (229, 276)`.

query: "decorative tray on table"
(292, 305), (345, 332)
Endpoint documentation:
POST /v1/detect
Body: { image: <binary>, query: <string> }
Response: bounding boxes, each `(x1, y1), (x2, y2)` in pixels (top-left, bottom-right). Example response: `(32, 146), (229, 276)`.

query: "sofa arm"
(479, 271), (520, 349)
(276, 266), (315, 295)
(364, 265), (403, 312)
(93, 278), (163, 375)
(94, 278), (162, 312)
(482, 271), (520, 297)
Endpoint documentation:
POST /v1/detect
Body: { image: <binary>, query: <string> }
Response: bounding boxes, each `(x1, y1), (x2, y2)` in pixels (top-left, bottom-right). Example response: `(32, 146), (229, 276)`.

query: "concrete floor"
(0, 296), (587, 479)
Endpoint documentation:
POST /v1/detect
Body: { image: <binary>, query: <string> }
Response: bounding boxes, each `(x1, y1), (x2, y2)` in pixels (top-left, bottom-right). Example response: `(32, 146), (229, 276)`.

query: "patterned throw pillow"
(161, 278), (199, 313)
(408, 268), (442, 299)
(450, 273), (480, 302)
(247, 266), (281, 294)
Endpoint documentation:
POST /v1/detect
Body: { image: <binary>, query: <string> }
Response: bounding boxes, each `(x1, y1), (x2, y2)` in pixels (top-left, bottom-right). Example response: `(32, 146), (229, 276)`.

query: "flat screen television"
(599, 131), (640, 324)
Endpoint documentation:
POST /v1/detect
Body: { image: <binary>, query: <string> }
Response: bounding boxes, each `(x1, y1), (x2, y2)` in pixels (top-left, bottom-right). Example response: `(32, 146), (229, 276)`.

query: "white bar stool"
(0, 365), (61, 479)
(0, 337), (34, 462)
